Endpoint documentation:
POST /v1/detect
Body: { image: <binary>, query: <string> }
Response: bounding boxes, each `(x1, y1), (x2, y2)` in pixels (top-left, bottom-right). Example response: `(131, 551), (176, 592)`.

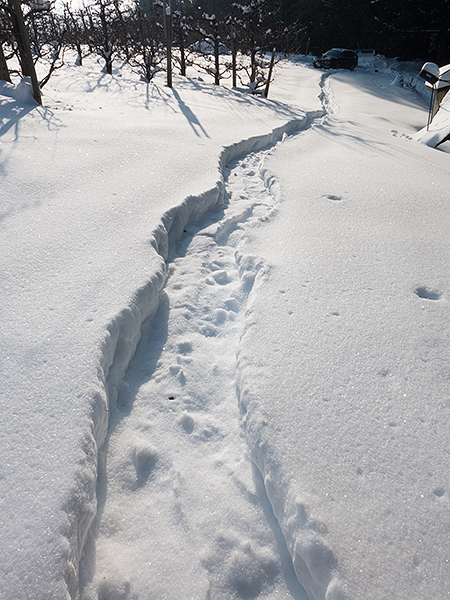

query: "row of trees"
(0, 0), (294, 97)
(1, 0), (449, 101)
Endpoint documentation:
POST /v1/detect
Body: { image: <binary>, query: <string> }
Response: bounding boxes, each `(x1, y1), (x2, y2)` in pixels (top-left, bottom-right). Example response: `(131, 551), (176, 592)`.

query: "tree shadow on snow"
(171, 87), (210, 138)
(0, 103), (34, 139)
(0, 109), (63, 158)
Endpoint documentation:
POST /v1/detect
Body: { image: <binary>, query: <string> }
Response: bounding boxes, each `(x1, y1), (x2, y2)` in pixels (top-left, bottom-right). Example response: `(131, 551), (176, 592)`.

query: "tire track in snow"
(81, 135), (317, 600)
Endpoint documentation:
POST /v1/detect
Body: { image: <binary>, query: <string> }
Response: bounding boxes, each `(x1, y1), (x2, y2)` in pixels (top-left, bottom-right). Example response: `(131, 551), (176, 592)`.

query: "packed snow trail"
(83, 141), (312, 600)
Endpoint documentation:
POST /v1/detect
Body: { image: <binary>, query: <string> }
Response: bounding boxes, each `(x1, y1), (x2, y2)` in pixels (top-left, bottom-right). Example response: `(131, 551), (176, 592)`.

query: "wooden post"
(165, 1), (172, 88)
(12, 0), (42, 104)
(231, 33), (237, 88)
(264, 49), (276, 99)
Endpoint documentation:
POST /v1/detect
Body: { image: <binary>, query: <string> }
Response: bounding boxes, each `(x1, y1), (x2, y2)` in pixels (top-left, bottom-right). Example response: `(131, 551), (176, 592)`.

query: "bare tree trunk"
(99, 0), (113, 74)
(10, 0), (42, 103)
(231, 35), (237, 87)
(9, 0), (30, 75)
(250, 45), (257, 84)
(0, 43), (11, 82)
(39, 40), (64, 87)
(214, 37), (219, 85)
(114, 0), (130, 62)
(75, 40), (82, 65)
(264, 49), (275, 98)
(179, 41), (186, 76)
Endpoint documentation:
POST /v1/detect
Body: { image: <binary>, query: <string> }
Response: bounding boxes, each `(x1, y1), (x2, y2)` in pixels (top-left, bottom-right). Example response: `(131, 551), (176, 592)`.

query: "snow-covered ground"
(1, 53), (450, 600)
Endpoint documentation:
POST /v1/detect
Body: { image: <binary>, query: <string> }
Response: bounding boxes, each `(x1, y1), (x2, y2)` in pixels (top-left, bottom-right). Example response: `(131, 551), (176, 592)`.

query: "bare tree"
(0, 1), (12, 81)
(127, 1), (165, 82)
(228, 0), (284, 92)
(172, 9), (196, 76)
(190, 11), (231, 85)
(62, 3), (89, 66)
(84, 0), (118, 74)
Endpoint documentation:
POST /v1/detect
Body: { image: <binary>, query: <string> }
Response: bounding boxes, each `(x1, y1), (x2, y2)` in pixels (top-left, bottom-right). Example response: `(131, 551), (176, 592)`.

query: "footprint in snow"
(178, 412), (195, 434)
(132, 443), (159, 485)
(323, 194), (343, 202)
(177, 340), (193, 354)
(392, 129), (413, 141)
(206, 270), (231, 285)
(415, 286), (442, 301)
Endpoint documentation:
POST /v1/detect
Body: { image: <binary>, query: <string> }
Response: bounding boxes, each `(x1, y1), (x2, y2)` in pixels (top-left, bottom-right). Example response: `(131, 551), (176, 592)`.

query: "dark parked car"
(313, 48), (358, 70)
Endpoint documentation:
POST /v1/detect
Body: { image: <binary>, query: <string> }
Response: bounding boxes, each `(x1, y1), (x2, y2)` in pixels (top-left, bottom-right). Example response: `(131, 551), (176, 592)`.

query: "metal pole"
(12, 0), (42, 104)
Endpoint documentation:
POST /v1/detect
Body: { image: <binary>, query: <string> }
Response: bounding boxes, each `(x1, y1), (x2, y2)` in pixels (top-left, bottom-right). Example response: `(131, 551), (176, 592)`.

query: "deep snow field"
(1, 51), (450, 600)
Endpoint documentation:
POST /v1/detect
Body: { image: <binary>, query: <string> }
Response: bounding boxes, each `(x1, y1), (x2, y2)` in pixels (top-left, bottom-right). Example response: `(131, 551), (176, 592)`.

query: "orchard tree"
(193, 11), (230, 85)
(127, 0), (165, 82)
(172, 8), (197, 76)
(0, 1), (13, 81)
(25, 3), (67, 87)
(229, 0), (285, 91)
(61, 3), (91, 66)
(84, 0), (120, 74)
(0, 0), (46, 99)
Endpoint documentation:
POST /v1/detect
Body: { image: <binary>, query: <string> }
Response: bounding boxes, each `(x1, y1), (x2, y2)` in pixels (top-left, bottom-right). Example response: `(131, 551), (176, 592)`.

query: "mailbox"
(419, 62), (450, 128)
(420, 62), (440, 85)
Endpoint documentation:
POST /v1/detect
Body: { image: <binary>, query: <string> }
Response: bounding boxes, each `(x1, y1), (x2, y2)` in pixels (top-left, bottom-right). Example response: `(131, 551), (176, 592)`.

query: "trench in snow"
(75, 108), (326, 600)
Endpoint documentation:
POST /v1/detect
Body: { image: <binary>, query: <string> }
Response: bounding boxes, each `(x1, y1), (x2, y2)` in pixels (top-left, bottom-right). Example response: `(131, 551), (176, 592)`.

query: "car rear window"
(324, 49), (342, 58)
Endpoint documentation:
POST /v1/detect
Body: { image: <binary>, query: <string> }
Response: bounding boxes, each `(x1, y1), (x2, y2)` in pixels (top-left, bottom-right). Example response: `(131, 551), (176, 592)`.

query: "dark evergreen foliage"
(276, 0), (450, 61)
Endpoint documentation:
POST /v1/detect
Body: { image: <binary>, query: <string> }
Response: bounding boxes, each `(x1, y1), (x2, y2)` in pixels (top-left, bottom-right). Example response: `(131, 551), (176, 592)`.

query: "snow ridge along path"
(318, 73), (339, 116)
(236, 73), (345, 600)
(80, 115), (321, 600)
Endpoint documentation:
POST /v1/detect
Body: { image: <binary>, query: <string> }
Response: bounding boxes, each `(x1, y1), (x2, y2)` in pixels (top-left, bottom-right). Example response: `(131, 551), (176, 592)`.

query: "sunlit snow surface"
(1, 54), (450, 600)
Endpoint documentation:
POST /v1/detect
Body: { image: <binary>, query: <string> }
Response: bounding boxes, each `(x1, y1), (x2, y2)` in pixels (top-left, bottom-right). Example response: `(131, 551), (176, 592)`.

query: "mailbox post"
(420, 62), (450, 129)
